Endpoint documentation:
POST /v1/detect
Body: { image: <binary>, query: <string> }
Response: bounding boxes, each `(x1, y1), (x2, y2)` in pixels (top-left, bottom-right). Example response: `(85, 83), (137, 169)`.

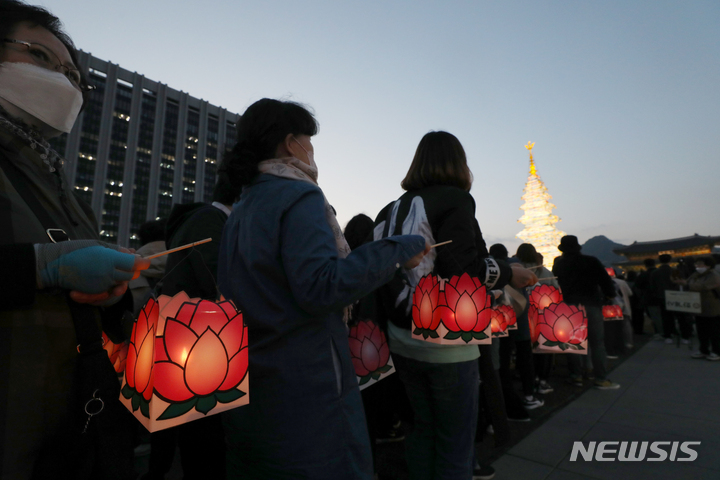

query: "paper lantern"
(529, 284), (563, 311)
(411, 273), (492, 345)
(602, 304), (624, 321)
(120, 292), (249, 432)
(348, 319), (394, 390)
(489, 306), (509, 337)
(102, 331), (129, 378)
(530, 302), (588, 354)
(497, 303), (517, 330)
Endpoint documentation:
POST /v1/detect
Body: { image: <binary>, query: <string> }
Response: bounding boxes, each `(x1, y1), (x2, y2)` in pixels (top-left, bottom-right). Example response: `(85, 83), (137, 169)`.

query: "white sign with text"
(665, 291), (701, 314)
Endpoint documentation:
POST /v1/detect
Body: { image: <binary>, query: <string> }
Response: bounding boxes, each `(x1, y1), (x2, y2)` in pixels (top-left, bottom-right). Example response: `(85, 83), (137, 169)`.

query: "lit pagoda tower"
(517, 142), (565, 267)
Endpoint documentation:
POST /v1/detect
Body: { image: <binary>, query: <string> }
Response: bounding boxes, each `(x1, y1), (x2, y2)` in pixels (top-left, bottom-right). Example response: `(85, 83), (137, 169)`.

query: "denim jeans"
(567, 305), (608, 380)
(392, 354), (480, 480)
(647, 306), (663, 335)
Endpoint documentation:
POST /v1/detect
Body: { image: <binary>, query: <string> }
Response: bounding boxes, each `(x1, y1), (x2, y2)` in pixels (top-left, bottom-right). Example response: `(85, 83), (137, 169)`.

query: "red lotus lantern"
(489, 306), (509, 337)
(602, 304), (623, 320)
(120, 292), (249, 431)
(497, 303), (517, 330)
(102, 331), (129, 378)
(529, 305), (540, 345)
(529, 284), (563, 311)
(349, 319), (395, 390)
(412, 274), (442, 339)
(532, 302), (588, 354)
(123, 298), (158, 417)
(411, 273), (492, 344)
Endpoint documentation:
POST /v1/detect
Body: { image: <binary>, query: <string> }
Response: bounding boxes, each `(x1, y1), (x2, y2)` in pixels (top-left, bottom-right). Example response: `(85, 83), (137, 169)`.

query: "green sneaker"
(567, 375), (583, 387)
(594, 379), (620, 390)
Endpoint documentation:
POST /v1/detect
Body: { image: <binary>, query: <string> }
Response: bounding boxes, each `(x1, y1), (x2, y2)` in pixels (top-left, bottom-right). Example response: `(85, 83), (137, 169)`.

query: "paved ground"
(491, 339), (720, 480)
(135, 330), (718, 479)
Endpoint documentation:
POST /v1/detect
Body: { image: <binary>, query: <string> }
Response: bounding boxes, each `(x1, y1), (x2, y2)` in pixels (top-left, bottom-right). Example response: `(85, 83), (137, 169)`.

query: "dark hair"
(643, 258), (656, 268)
(401, 131), (473, 191)
(220, 98), (318, 187)
(138, 218), (167, 245)
(658, 254), (672, 264)
(343, 214), (374, 250)
(488, 243), (508, 261)
(0, 0), (91, 98)
(516, 243), (539, 264)
(696, 256), (716, 269)
(212, 170), (241, 205)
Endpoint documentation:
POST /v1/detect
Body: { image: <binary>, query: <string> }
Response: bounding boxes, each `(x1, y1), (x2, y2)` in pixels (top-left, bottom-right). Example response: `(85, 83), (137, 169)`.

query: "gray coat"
(688, 270), (720, 317)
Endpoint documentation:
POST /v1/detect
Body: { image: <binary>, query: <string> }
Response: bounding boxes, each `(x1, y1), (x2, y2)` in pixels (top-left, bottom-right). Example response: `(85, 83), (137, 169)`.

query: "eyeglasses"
(2, 39), (90, 91)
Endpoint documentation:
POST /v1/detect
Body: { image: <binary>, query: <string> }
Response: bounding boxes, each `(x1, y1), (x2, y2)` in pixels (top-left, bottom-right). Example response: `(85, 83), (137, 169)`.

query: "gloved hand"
(35, 240), (149, 294)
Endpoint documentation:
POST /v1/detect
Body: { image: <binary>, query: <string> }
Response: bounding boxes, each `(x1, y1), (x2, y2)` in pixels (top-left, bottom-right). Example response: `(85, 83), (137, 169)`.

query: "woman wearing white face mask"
(217, 98), (430, 479)
(0, 2), (149, 478)
(676, 257), (720, 361)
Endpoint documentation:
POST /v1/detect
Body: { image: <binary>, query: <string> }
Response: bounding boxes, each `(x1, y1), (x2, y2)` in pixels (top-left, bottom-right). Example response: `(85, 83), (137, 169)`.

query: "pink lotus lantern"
(497, 303), (517, 330)
(529, 285), (563, 310)
(120, 292), (249, 431)
(602, 304), (623, 320)
(411, 275), (442, 339)
(531, 302), (588, 354)
(529, 304), (540, 345)
(411, 273), (492, 345)
(102, 331), (129, 378)
(348, 319), (394, 390)
(489, 306), (509, 337)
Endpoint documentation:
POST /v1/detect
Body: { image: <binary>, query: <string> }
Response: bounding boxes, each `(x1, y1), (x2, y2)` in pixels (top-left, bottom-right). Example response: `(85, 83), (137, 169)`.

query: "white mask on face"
(292, 137), (317, 169)
(695, 267), (707, 274)
(0, 62), (83, 133)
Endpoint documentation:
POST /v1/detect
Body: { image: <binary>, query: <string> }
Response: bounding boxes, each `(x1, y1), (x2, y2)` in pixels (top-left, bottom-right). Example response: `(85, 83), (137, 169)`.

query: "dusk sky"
(40, 0), (719, 254)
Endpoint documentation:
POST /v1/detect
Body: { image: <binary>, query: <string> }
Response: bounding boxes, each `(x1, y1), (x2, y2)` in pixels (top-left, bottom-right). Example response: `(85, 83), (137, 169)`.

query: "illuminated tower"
(517, 142), (565, 267)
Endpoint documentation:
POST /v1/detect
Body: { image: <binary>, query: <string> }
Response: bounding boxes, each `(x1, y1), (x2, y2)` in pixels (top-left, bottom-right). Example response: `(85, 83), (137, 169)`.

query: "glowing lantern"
(411, 275), (442, 339)
(497, 303), (517, 331)
(411, 273), (492, 345)
(529, 305), (540, 344)
(529, 285), (563, 311)
(120, 292), (249, 432)
(489, 306), (509, 337)
(602, 304), (624, 320)
(102, 331), (129, 378)
(530, 302), (588, 354)
(348, 319), (394, 390)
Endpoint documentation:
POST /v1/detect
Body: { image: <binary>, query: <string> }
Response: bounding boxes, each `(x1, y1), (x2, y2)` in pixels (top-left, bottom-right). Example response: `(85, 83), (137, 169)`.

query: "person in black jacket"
(553, 235), (620, 390)
(374, 131), (537, 480)
(141, 171), (240, 480)
(649, 254), (688, 343)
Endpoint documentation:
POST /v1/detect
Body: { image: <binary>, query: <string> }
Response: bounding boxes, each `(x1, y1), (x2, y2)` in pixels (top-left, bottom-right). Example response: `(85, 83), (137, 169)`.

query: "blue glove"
(35, 240), (138, 294)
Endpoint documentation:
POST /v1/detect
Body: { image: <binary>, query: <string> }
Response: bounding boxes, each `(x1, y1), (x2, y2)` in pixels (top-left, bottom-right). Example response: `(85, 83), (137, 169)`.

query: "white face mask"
(292, 137), (317, 169)
(0, 62), (83, 133)
(695, 267), (707, 274)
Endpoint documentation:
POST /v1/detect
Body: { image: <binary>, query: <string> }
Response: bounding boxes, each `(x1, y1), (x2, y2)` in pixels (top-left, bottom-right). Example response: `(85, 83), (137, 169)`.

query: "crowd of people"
(2, 1), (719, 479)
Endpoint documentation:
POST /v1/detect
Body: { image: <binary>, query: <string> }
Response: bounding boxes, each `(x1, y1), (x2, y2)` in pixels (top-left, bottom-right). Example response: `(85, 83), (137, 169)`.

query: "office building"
(50, 51), (240, 248)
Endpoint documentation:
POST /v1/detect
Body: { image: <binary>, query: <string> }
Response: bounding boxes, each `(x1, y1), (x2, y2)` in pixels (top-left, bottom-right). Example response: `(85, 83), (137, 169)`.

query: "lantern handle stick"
(527, 277), (559, 288)
(430, 240), (453, 249)
(144, 238), (213, 259)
